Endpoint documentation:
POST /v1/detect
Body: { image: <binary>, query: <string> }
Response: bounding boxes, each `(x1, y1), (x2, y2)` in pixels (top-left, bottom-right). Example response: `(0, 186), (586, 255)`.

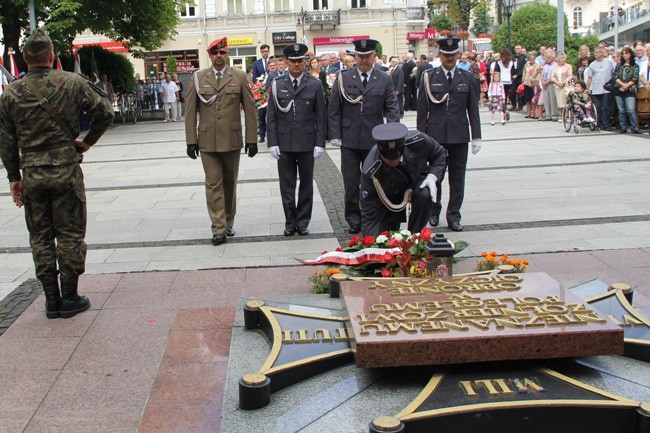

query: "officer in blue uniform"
(266, 43), (327, 236)
(360, 123), (447, 236)
(417, 36), (482, 232)
(328, 38), (400, 234)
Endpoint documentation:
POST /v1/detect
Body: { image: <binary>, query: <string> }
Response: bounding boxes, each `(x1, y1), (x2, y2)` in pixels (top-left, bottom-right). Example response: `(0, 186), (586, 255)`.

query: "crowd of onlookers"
(476, 40), (650, 134)
(133, 72), (184, 122)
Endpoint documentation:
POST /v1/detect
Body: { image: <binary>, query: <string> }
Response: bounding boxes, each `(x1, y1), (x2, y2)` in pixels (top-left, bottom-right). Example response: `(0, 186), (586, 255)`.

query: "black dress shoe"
(348, 226), (361, 234)
(226, 227), (236, 237)
(448, 222), (463, 232)
(429, 215), (439, 227)
(284, 227), (296, 236)
(211, 234), (226, 245)
(632, 129), (643, 134)
(297, 227), (309, 236)
(620, 129), (628, 134)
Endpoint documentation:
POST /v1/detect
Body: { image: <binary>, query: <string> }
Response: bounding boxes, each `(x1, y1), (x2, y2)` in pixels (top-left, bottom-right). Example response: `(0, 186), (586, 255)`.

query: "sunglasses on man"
(209, 49), (228, 55)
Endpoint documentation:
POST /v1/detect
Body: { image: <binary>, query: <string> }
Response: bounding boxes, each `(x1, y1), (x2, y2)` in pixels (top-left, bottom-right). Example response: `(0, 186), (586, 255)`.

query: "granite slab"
(341, 273), (624, 368)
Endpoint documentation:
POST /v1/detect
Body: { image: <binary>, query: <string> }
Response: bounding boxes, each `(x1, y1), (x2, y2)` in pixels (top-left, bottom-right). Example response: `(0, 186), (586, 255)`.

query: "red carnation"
(381, 268), (392, 277)
(420, 227), (432, 242)
(388, 238), (399, 248)
(362, 235), (375, 247)
(380, 231), (389, 237)
(335, 246), (342, 251)
(349, 236), (360, 247)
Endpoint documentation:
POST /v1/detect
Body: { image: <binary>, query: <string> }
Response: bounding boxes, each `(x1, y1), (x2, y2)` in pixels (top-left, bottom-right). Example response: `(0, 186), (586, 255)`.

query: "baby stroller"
(563, 99), (599, 134)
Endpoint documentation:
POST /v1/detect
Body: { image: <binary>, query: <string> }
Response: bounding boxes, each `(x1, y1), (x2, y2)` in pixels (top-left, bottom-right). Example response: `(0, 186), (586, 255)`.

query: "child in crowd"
(567, 80), (595, 124)
(535, 80), (545, 120)
(487, 71), (507, 125)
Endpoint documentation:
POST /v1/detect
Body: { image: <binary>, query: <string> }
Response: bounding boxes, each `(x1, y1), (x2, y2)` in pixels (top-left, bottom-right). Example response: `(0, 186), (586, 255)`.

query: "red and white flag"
(8, 52), (19, 78)
(73, 51), (81, 74)
(55, 56), (63, 70)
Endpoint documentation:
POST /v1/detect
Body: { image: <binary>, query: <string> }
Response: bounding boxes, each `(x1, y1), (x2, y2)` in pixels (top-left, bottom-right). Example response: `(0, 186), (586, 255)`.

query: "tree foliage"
(491, 3), (560, 53)
(166, 55), (177, 74)
(428, 3), (456, 32)
(75, 46), (135, 93)
(1, 0), (184, 63)
(471, 0), (492, 36)
(491, 2), (600, 67)
(445, 0), (479, 30)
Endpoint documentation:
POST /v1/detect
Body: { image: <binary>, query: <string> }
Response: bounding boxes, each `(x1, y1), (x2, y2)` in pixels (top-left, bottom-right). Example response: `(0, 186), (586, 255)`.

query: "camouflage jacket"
(0, 67), (114, 181)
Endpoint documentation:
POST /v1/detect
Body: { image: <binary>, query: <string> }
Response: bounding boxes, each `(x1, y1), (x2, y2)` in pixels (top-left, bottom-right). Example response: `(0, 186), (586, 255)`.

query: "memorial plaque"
(341, 272), (624, 368)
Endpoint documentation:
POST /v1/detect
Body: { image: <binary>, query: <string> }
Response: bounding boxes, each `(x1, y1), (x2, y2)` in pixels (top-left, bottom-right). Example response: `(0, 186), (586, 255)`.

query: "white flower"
(391, 233), (403, 241)
(376, 235), (388, 244)
(400, 229), (412, 237)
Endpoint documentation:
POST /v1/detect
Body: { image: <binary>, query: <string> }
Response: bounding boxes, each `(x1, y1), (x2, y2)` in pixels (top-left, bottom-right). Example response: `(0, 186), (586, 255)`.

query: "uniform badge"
(446, 39), (453, 47)
(293, 44), (299, 52)
(388, 141), (396, 149)
(360, 40), (367, 49)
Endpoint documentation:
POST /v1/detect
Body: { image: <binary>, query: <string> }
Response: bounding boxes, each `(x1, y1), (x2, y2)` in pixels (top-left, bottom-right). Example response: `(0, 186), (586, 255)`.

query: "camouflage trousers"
(22, 163), (87, 281)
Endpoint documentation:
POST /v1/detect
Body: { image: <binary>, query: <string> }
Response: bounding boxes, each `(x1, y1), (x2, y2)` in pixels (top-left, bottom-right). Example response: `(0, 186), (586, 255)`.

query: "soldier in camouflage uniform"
(0, 28), (113, 319)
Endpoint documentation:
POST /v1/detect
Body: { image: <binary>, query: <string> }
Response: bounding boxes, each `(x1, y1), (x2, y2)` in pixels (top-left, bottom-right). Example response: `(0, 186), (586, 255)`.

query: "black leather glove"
(186, 144), (199, 159)
(245, 143), (258, 158)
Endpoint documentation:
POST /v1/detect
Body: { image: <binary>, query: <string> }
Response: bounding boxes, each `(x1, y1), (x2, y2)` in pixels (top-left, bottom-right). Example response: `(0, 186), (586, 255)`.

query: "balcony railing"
(406, 7), (426, 20)
(303, 10), (341, 25)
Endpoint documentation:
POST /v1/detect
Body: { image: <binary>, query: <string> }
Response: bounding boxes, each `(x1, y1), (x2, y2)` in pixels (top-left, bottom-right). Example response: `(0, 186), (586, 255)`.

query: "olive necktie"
(216, 71), (222, 87)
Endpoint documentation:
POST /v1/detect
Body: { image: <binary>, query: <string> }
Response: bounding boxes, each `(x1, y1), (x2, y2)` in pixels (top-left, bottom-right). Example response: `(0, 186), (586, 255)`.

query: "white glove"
(471, 139), (481, 155)
(269, 146), (281, 160)
(419, 173), (438, 202)
(329, 139), (342, 147)
(313, 147), (325, 160)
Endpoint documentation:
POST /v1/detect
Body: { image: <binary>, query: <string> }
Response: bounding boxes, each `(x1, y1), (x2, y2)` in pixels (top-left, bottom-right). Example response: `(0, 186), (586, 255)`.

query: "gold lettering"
(459, 319), (492, 330)
(608, 314), (622, 326)
(459, 380), (478, 397)
(440, 321), (469, 331)
(417, 321), (450, 333)
(282, 330), (293, 343)
(360, 323), (385, 336)
(370, 303), (391, 312)
(573, 312), (607, 324)
(493, 378), (516, 395)
(425, 310), (447, 320)
(369, 281), (389, 290)
(494, 318), (524, 329)
(313, 328), (333, 342)
(512, 378), (545, 393)
(623, 314), (644, 326)
(385, 322), (417, 334)
(474, 379), (500, 396)
(335, 327), (354, 341)
(401, 312), (426, 320)
(295, 329), (316, 343)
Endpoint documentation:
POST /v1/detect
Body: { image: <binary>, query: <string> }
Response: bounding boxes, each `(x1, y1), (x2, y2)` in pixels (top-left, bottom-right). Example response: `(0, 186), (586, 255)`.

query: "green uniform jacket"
(0, 67), (114, 181)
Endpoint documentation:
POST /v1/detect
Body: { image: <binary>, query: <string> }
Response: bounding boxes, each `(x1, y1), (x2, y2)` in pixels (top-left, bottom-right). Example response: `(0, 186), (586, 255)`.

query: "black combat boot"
(40, 279), (61, 319)
(59, 277), (90, 319)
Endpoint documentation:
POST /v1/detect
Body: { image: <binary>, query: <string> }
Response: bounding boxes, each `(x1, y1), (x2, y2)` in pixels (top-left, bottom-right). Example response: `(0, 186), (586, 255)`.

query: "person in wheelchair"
(567, 80), (596, 125)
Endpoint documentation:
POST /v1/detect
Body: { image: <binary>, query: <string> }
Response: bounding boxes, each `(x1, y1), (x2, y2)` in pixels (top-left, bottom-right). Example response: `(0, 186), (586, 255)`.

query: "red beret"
(207, 37), (228, 52)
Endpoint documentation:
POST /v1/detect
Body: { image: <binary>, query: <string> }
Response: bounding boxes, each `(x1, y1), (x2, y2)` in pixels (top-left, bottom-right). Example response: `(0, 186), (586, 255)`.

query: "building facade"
(74, 0), (430, 77)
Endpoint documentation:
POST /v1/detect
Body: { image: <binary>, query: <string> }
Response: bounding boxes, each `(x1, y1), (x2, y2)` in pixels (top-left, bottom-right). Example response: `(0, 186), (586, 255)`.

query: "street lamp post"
(504, 0), (514, 50)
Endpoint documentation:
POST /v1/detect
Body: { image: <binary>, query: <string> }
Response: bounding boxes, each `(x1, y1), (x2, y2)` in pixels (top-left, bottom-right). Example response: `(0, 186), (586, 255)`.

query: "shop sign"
(313, 35), (370, 45)
(273, 32), (297, 44)
(228, 37), (254, 46)
(425, 28), (437, 39)
(407, 32), (426, 40)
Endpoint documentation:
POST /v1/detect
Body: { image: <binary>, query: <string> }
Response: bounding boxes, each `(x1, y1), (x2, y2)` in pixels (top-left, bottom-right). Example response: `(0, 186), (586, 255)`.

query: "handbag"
(603, 77), (617, 92)
(516, 82), (525, 95)
(603, 66), (618, 92)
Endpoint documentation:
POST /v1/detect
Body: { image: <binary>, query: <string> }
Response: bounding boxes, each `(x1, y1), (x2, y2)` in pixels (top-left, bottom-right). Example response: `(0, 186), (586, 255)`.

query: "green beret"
(24, 28), (53, 54)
